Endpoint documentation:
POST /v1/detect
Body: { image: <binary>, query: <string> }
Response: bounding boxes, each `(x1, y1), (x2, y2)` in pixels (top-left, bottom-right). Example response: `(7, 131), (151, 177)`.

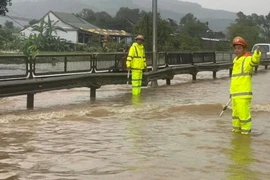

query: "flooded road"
(0, 68), (270, 180)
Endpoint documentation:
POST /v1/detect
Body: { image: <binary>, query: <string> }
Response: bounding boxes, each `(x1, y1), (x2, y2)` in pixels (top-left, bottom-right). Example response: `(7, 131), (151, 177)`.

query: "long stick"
(219, 98), (232, 117)
(127, 70), (130, 85)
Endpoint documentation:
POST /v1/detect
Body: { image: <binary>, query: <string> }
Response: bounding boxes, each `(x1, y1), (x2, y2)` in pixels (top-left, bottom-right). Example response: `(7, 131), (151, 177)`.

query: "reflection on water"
(0, 69), (270, 179)
(132, 95), (142, 105)
(226, 135), (259, 180)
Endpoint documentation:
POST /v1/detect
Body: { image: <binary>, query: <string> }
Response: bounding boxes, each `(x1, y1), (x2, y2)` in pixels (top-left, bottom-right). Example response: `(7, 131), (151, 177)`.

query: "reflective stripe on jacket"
(230, 50), (261, 99)
(126, 42), (146, 70)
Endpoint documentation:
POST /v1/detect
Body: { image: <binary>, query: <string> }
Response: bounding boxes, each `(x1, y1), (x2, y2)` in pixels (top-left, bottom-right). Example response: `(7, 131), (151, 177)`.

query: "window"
(252, 45), (269, 52)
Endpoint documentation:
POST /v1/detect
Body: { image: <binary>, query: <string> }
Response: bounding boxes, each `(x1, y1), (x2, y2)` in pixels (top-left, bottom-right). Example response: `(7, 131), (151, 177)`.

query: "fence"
(1, 51), (267, 81)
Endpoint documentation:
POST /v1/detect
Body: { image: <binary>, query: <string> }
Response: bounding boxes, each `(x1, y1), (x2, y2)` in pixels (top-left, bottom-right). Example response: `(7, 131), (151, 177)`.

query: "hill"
(0, 0), (237, 31)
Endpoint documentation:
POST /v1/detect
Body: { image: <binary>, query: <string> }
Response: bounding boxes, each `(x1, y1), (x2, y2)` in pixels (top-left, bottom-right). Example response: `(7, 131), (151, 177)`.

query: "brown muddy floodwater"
(0, 68), (270, 180)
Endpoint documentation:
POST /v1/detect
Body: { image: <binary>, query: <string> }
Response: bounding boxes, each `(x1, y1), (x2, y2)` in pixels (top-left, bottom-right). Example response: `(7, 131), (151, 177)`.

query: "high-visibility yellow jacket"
(126, 42), (146, 70)
(230, 50), (261, 99)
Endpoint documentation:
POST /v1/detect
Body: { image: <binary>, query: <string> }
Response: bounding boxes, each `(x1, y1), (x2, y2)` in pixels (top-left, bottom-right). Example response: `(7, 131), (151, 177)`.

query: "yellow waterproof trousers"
(132, 95), (142, 105)
(232, 98), (252, 134)
(131, 69), (143, 96)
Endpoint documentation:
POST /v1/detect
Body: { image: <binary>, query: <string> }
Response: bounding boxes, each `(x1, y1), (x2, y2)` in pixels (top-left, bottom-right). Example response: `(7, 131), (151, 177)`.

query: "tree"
(253, 12), (270, 42)
(77, 7), (143, 32)
(95, 11), (113, 28)
(115, 7), (141, 24)
(26, 14), (68, 52)
(180, 13), (209, 37)
(29, 19), (39, 26)
(4, 20), (13, 29)
(44, 15), (67, 38)
(167, 18), (179, 32)
(227, 12), (261, 48)
(77, 9), (97, 24)
(32, 15), (67, 38)
(77, 9), (113, 29)
(112, 7), (141, 32)
(133, 12), (174, 51)
(0, 0), (11, 16)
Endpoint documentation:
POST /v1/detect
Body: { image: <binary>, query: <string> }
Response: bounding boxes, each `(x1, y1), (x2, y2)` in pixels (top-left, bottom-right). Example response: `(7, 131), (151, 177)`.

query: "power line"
(9, 9), (23, 17)
(2, 15), (25, 27)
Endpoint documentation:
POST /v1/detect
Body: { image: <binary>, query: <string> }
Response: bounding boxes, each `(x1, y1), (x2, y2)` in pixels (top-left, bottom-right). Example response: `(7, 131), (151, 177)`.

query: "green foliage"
(227, 11), (270, 49)
(0, 0), (11, 16)
(133, 12), (217, 51)
(77, 8), (147, 32)
(20, 14), (70, 56)
(0, 21), (17, 50)
(133, 12), (174, 51)
(29, 19), (40, 26)
(180, 13), (209, 37)
(227, 12), (260, 49)
(4, 20), (14, 29)
(21, 35), (39, 58)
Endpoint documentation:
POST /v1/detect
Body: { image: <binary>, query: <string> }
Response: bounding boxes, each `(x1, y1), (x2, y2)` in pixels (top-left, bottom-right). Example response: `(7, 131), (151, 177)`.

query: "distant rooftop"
(80, 28), (131, 37)
(201, 37), (229, 42)
(52, 11), (98, 29)
(51, 11), (131, 37)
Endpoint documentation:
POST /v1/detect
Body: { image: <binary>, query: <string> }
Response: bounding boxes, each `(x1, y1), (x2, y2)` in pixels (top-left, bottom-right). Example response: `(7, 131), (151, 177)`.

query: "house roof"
(201, 37), (229, 42)
(20, 11), (131, 37)
(80, 28), (131, 37)
(52, 11), (98, 29)
(52, 11), (131, 37)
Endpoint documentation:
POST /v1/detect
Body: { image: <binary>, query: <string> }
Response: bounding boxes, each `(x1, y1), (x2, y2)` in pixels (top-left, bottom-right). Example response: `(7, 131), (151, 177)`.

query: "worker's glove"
(255, 46), (260, 54)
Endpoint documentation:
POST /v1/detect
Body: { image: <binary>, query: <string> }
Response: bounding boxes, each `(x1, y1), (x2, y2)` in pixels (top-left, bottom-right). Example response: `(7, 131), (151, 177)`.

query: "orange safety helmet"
(135, 35), (144, 41)
(233, 36), (248, 48)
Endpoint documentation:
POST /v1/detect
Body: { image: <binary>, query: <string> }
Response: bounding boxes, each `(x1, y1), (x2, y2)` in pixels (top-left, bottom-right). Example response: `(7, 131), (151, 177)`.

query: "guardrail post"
(190, 52), (194, 65)
(29, 56), (33, 79)
(27, 56), (34, 110)
(92, 53), (97, 73)
(90, 54), (97, 100)
(166, 79), (171, 85)
(90, 88), (96, 100)
(27, 94), (34, 109)
(213, 71), (217, 79)
(192, 72), (197, 81)
(213, 52), (217, 79)
(190, 52), (197, 81)
(114, 54), (118, 71)
(64, 56), (67, 72)
(165, 53), (171, 85)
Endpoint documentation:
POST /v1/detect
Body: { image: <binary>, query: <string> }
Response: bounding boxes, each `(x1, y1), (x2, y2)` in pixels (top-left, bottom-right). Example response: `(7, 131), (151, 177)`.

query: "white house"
(20, 11), (132, 44)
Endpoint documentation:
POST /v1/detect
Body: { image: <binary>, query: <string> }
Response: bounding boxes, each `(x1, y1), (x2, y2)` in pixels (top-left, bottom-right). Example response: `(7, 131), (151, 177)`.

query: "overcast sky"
(184, 0), (269, 15)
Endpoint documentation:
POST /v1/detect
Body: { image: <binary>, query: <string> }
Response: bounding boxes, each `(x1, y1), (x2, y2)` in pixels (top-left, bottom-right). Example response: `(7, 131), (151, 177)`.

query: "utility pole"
(151, 0), (158, 87)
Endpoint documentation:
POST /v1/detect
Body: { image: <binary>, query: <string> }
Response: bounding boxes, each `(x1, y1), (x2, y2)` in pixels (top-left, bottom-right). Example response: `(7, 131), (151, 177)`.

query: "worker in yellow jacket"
(126, 35), (147, 96)
(230, 36), (261, 135)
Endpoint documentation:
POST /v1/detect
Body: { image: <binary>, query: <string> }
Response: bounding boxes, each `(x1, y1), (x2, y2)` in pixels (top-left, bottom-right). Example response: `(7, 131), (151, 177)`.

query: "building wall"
(20, 11), (78, 43)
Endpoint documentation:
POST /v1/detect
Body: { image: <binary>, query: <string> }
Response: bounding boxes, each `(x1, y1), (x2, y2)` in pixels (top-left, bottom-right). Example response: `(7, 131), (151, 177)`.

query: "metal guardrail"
(0, 51), (268, 81)
(165, 52), (192, 66)
(34, 54), (94, 75)
(0, 55), (29, 80)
